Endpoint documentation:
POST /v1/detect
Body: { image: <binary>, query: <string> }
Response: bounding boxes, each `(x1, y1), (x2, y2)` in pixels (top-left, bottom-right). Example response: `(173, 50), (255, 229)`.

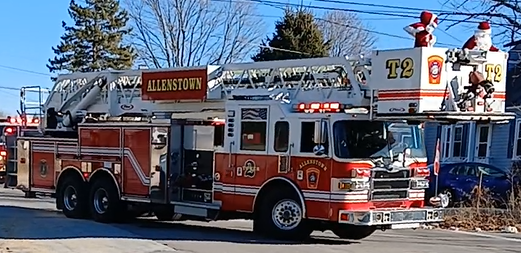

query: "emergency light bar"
(294, 102), (344, 113)
(7, 116), (39, 125)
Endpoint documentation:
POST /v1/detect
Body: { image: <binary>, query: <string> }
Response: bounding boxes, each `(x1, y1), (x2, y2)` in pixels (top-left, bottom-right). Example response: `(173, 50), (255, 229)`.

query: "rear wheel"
(60, 177), (88, 219)
(89, 178), (122, 223)
(154, 205), (175, 221)
(332, 225), (376, 240)
(256, 189), (311, 240)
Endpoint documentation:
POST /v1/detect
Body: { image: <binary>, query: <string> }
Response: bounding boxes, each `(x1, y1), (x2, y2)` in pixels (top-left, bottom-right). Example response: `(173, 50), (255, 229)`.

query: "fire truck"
(2, 86), (47, 188)
(2, 115), (41, 187)
(11, 46), (513, 240)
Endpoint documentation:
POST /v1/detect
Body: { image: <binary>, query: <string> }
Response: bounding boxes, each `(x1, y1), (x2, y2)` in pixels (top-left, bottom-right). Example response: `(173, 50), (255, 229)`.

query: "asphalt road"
(0, 188), (519, 253)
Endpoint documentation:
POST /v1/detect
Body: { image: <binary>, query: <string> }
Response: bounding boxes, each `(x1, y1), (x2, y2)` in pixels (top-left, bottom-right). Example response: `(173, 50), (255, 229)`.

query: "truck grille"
(371, 168), (411, 201)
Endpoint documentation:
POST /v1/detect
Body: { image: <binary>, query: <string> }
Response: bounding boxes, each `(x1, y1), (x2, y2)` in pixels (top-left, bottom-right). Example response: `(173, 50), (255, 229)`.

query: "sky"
(0, 0), (491, 114)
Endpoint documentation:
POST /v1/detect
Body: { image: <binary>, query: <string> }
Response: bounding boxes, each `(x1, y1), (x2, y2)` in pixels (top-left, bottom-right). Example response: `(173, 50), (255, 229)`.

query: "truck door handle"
(225, 168), (234, 177)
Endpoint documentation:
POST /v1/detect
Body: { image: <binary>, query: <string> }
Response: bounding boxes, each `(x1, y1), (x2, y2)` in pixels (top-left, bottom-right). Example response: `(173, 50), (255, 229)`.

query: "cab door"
(232, 106), (270, 211)
(291, 118), (333, 220)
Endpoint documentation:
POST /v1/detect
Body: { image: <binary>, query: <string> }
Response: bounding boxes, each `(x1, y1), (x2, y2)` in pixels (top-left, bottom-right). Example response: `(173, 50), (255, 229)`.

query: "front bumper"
(338, 208), (444, 227)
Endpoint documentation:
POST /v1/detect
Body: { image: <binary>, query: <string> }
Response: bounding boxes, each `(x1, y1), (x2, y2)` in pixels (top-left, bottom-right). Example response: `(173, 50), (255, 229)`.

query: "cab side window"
(213, 124), (225, 147)
(274, 121), (289, 152)
(240, 108), (268, 151)
(300, 121), (328, 153)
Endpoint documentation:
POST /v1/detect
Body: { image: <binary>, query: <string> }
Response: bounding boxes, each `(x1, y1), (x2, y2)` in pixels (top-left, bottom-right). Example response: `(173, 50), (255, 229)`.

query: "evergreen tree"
(252, 8), (330, 61)
(47, 0), (135, 74)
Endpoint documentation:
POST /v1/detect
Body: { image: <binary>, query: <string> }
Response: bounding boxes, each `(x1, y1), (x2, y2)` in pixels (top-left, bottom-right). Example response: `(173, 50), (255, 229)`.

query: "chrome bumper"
(338, 208), (444, 227)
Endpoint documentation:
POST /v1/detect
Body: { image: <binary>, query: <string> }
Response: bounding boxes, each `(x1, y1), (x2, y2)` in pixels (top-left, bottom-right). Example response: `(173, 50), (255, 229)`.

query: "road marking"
(450, 230), (521, 242)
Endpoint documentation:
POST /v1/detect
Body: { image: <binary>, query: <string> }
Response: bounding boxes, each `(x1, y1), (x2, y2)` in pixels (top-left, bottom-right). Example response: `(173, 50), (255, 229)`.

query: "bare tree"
(317, 11), (377, 57)
(440, 0), (521, 45)
(125, 0), (265, 68)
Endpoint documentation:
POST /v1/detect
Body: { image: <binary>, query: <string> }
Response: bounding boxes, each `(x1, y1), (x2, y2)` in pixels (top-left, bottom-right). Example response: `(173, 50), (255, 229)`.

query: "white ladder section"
(43, 56), (372, 130)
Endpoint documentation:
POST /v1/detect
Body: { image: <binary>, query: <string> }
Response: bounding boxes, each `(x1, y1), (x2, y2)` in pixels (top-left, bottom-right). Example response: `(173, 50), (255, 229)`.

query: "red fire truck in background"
(1, 116), (40, 187)
(9, 46), (513, 240)
(0, 117), (10, 183)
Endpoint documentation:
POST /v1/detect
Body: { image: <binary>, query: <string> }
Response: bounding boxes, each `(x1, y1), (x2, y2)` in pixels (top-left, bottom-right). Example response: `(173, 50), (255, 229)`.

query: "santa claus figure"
(462, 21), (499, 51)
(403, 11), (439, 47)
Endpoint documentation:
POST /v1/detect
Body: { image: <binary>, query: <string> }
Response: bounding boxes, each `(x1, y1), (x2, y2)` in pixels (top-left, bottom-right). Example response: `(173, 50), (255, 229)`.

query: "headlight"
(338, 180), (370, 191)
(411, 179), (429, 189)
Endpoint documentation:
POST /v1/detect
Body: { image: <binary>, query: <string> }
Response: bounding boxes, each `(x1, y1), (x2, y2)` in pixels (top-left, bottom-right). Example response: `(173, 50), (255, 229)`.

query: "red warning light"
(4, 127), (15, 135)
(295, 102), (342, 113)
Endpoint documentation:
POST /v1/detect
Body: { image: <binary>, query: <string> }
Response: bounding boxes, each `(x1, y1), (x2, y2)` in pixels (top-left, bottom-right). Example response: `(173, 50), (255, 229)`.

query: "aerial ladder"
(36, 47), (512, 135)
(39, 58), (371, 135)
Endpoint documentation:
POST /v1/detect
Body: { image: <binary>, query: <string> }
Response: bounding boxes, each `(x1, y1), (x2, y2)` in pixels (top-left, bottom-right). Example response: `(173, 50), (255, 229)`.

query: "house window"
(443, 127), (451, 158)
(441, 124), (467, 159)
(476, 125), (490, 157)
(452, 125), (463, 157)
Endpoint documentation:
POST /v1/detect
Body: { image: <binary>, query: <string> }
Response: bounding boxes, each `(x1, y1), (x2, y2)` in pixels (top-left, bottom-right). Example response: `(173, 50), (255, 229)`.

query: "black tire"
(59, 177), (89, 219)
(255, 189), (311, 240)
(154, 205), (175, 221)
(89, 177), (122, 223)
(332, 225), (376, 240)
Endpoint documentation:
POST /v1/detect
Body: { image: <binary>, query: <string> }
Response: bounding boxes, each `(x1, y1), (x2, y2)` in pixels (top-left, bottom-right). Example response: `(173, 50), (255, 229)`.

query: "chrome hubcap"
(445, 191), (453, 203)
(63, 186), (78, 211)
(272, 199), (302, 230)
(93, 188), (109, 214)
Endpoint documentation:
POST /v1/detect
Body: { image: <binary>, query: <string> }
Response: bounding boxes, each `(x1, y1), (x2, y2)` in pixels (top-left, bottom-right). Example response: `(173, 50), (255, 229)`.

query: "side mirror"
(313, 119), (327, 144)
(401, 148), (411, 167)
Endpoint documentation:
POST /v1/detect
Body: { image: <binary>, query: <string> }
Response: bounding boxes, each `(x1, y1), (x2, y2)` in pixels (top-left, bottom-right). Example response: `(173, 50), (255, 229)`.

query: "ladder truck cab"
(13, 46), (513, 240)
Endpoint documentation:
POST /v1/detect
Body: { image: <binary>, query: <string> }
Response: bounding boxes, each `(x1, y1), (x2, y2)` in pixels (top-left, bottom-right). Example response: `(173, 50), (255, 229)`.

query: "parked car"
(425, 162), (518, 207)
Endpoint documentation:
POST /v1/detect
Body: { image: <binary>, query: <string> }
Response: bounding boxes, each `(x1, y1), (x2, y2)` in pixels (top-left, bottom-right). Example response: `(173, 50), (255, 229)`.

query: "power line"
(235, 0), (460, 47)
(0, 0), (481, 76)
(252, 0), (505, 25)
(315, 0), (448, 13)
(0, 64), (50, 77)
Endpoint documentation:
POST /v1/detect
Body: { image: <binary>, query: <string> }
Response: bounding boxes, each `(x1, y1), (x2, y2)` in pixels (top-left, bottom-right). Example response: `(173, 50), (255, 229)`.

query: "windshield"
(332, 120), (426, 159)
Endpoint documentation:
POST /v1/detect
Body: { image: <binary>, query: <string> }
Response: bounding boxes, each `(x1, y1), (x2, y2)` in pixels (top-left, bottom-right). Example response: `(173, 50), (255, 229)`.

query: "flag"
(433, 138), (441, 176)
(241, 108), (268, 120)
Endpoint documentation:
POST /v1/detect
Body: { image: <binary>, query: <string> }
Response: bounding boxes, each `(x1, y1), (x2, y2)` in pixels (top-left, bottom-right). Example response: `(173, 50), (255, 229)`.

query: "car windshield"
(332, 120), (426, 159)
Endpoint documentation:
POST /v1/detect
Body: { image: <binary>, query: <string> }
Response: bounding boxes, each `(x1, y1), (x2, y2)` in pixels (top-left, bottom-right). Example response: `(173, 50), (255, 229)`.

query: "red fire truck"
(2, 115), (40, 187)
(12, 46), (513, 240)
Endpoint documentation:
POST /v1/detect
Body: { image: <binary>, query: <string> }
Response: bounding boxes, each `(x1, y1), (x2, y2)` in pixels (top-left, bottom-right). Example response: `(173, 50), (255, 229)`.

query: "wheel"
(256, 189), (311, 240)
(89, 178), (122, 223)
(442, 189), (455, 207)
(154, 205), (175, 221)
(60, 177), (88, 219)
(331, 225), (376, 240)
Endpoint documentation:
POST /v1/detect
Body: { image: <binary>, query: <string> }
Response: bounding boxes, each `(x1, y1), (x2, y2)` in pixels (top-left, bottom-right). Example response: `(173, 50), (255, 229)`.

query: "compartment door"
(168, 122), (184, 202)
(149, 126), (169, 203)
